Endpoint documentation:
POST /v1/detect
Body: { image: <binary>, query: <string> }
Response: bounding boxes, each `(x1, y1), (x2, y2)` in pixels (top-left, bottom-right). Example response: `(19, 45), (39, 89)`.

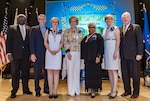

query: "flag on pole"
(36, 8), (38, 18)
(14, 8), (18, 25)
(35, 8), (39, 25)
(143, 4), (150, 64)
(0, 8), (9, 71)
(25, 8), (28, 25)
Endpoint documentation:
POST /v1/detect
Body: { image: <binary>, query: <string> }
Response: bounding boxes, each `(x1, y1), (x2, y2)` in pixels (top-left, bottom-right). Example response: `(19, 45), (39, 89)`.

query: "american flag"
(0, 13), (9, 71)
(25, 8), (28, 25)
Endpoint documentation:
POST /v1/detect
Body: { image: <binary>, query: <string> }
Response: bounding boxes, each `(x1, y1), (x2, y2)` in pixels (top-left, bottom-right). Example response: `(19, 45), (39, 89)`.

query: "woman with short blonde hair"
(103, 14), (120, 99)
(44, 17), (63, 99)
(50, 17), (60, 24)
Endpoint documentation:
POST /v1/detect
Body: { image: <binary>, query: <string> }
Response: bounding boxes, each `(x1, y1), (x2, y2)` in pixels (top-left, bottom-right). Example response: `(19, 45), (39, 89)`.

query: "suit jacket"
(29, 25), (46, 60)
(119, 24), (143, 59)
(6, 25), (31, 59)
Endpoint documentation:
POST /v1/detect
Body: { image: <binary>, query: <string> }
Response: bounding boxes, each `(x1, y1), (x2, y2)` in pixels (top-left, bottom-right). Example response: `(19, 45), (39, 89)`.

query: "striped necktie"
(41, 27), (45, 38)
(123, 25), (126, 35)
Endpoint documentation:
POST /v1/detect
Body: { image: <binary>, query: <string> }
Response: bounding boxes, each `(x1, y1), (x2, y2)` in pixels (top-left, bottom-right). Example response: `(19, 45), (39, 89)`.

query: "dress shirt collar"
(39, 25), (46, 29)
(39, 25), (46, 32)
(19, 24), (25, 29)
(124, 23), (130, 30)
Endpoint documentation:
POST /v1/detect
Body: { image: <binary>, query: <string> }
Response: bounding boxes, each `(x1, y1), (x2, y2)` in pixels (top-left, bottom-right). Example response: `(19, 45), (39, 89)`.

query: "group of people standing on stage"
(6, 11), (143, 99)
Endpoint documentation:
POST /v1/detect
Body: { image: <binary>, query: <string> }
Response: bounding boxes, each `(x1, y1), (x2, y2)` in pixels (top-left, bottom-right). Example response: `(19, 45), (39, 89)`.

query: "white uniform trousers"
(66, 52), (80, 96)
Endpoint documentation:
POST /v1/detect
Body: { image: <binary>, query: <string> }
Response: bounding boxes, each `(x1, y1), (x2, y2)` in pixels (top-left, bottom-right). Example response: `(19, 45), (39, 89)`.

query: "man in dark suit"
(6, 14), (32, 98)
(120, 12), (143, 99)
(30, 14), (49, 97)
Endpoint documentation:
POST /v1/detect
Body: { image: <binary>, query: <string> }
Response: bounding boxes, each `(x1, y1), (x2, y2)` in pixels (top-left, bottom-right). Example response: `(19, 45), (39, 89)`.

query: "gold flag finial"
(14, 8), (18, 25)
(25, 8), (28, 17)
(143, 3), (147, 12)
(25, 8), (27, 11)
(36, 8), (38, 17)
(5, 7), (8, 15)
(16, 8), (18, 12)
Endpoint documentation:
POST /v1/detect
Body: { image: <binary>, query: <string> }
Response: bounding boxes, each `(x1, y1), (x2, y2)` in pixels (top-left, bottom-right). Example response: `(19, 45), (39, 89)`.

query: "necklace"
(52, 30), (57, 42)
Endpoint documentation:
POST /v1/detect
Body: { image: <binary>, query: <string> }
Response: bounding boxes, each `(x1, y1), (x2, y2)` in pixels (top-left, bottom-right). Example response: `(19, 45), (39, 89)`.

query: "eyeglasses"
(52, 21), (58, 23)
(88, 27), (95, 28)
(39, 18), (46, 20)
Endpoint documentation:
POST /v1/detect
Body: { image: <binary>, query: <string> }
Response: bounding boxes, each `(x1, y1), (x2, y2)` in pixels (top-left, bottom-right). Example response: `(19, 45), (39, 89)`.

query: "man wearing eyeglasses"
(30, 14), (49, 97)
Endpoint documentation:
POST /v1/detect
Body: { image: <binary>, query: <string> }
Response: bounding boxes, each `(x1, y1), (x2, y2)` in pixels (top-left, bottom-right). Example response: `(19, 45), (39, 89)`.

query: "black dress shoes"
(107, 91), (118, 97)
(107, 93), (111, 96)
(109, 91), (118, 99)
(109, 95), (116, 99)
(23, 91), (33, 95)
(91, 95), (95, 98)
(109, 94), (117, 99)
(131, 94), (139, 99)
(49, 94), (58, 99)
(44, 91), (49, 94)
(10, 93), (16, 98)
(53, 94), (58, 99)
(121, 92), (131, 97)
(90, 93), (96, 98)
(36, 93), (41, 97)
(49, 94), (53, 99)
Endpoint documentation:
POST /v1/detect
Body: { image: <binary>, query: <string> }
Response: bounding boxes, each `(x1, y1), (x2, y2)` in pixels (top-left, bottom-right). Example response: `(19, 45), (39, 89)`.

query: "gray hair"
(50, 17), (59, 24)
(121, 12), (131, 18)
(38, 14), (46, 20)
(88, 22), (96, 28)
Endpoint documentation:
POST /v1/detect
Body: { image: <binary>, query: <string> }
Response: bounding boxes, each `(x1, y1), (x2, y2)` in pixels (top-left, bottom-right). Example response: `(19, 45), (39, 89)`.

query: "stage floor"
(0, 78), (150, 101)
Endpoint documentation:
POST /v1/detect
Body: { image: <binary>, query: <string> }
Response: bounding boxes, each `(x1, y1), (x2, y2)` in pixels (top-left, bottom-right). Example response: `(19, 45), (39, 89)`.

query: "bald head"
(17, 14), (27, 25)
(121, 12), (131, 25)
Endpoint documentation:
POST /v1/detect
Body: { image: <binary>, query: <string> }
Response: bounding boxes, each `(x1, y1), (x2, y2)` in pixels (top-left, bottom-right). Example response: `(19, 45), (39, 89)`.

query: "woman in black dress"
(81, 23), (104, 98)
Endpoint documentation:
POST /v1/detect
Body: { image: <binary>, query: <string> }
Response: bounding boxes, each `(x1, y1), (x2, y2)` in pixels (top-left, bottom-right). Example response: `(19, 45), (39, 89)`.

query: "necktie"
(21, 26), (25, 40)
(123, 25), (126, 35)
(41, 27), (45, 38)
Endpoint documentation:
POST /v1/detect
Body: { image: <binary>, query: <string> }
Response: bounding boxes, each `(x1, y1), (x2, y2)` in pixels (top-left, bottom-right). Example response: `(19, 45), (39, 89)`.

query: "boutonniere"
(110, 26), (115, 31)
(58, 30), (62, 34)
(127, 27), (130, 31)
(92, 35), (97, 40)
(78, 30), (82, 33)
